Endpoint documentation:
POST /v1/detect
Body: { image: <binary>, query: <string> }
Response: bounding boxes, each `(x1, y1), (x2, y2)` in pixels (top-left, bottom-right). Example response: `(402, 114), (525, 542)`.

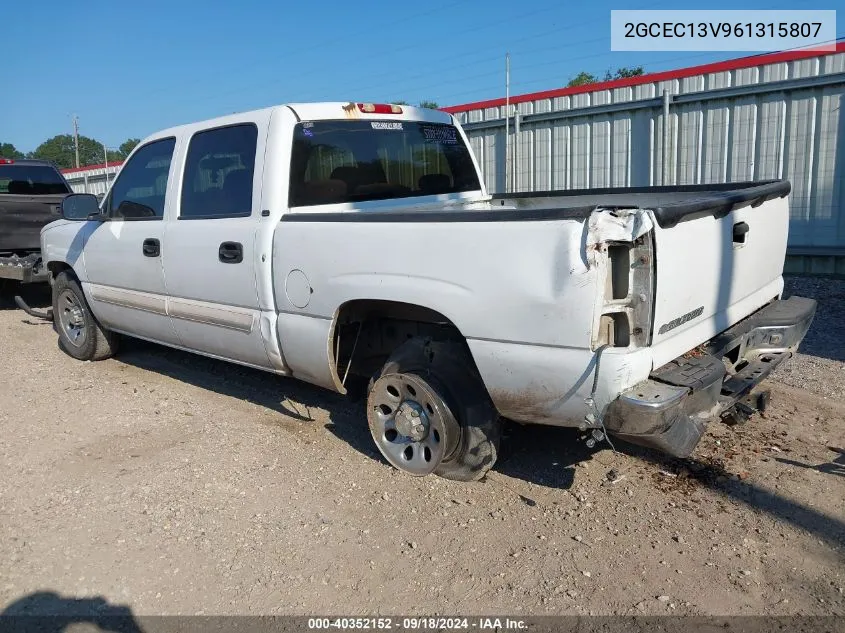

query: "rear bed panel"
(0, 194), (66, 251)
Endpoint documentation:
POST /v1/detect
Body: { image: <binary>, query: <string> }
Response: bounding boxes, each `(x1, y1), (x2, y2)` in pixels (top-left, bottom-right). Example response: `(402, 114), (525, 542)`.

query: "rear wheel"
(366, 338), (501, 481)
(53, 271), (118, 361)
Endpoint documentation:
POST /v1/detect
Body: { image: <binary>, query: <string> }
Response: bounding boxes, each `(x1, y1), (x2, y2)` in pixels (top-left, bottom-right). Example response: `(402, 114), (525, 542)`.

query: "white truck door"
(82, 137), (182, 346)
(160, 121), (273, 370)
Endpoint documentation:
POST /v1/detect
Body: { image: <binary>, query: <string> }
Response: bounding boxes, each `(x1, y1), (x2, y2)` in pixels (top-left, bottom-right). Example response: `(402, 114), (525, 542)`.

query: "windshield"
(289, 120), (481, 207)
(0, 164), (70, 195)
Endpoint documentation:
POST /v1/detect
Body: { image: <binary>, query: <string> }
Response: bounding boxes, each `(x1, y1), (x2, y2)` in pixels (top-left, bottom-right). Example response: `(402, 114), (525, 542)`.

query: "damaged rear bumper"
(603, 296), (817, 457)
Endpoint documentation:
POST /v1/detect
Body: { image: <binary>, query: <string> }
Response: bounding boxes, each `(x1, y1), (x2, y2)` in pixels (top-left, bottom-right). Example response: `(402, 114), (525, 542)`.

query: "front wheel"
(366, 338), (501, 481)
(53, 271), (118, 361)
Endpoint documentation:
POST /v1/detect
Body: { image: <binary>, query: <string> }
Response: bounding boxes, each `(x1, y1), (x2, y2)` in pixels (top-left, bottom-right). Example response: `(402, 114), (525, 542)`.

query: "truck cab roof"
(145, 102), (455, 145)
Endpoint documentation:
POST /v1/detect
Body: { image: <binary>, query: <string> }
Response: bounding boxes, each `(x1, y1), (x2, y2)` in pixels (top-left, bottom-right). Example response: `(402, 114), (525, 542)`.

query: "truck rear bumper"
(0, 253), (49, 283)
(603, 296), (817, 458)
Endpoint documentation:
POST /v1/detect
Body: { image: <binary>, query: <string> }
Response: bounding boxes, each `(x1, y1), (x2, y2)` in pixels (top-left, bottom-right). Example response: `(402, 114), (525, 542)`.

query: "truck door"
(82, 137), (182, 346)
(160, 121), (273, 370)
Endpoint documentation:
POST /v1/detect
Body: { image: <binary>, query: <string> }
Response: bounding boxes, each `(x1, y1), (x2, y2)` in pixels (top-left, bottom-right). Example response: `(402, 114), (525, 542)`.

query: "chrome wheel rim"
(368, 373), (457, 476)
(57, 289), (87, 347)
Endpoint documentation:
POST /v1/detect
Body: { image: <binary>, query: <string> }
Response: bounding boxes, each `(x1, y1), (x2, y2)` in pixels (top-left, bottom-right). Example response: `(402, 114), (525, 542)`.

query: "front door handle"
(219, 241), (243, 264)
(142, 238), (160, 257)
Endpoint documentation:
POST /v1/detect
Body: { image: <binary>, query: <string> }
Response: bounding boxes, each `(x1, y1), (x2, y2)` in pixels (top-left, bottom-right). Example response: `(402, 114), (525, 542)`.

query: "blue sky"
(3, 0), (839, 153)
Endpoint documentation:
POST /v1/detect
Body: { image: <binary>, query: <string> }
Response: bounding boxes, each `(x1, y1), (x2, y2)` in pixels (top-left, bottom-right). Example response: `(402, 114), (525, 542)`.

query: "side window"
(180, 124), (258, 219)
(107, 138), (176, 219)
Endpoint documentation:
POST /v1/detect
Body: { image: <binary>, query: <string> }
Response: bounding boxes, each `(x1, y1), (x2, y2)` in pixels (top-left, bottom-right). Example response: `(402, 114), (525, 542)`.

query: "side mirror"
(61, 193), (102, 221)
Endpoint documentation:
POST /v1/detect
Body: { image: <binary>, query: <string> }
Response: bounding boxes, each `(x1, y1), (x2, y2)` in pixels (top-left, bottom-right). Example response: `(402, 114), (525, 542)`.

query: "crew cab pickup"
(0, 158), (72, 284)
(39, 102), (816, 481)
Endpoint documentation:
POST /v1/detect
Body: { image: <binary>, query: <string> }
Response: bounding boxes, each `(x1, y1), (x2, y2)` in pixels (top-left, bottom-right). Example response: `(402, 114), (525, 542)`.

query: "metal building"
(61, 162), (122, 197)
(444, 43), (845, 275)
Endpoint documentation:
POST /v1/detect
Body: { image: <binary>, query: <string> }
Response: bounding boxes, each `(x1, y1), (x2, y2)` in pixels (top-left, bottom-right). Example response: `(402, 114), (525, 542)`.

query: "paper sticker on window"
(421, 125), (458, 144)
(371, 121), (403, 130)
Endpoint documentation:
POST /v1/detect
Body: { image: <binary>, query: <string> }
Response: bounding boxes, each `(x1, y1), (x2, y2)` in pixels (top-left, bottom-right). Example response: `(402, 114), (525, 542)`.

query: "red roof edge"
(442, 42), (845, 114)
(61, 160), (124, 175)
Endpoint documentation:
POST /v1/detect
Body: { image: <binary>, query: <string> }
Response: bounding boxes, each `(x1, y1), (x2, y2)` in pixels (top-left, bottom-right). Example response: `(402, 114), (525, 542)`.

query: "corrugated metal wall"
(454, 51), (845, 274)
(62, 164), (121, 196)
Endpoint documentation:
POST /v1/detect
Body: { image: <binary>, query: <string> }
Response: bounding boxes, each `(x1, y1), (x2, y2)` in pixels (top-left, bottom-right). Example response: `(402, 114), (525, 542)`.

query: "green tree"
(567, 66), (644, 88)
(30, 134), (105, 169)
(603, 66), (644, 81)
(391, 100), (440, 109)
(566, 71), (599, 87)
(0, 142), (25, 160)
(118, 138), (140, 159)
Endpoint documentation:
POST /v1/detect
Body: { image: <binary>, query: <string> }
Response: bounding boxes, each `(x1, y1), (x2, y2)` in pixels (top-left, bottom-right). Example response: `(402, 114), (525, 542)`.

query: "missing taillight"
(590, 217), (655, 351)
(606, 244), (631, 300)
(599, 313), (631, 348)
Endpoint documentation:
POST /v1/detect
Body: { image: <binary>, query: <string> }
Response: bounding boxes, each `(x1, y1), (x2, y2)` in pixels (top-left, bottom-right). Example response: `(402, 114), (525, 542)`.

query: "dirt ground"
(0, 282), (843, 618)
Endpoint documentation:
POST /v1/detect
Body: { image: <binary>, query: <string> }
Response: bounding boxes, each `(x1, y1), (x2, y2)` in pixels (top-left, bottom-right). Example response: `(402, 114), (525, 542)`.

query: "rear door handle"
(219, 241), (243, 264)
(142, 238), (160, 257)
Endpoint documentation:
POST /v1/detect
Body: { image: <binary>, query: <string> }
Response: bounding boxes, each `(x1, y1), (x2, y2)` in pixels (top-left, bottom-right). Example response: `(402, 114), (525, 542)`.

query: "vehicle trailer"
(0, 251), (50, 283)
(37, 102), (816, 481)
(0, 158), (71, 285)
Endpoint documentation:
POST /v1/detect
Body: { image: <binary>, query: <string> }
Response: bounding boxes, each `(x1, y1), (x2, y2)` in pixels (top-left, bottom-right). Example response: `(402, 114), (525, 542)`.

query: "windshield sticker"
(421, 125), (458, 144)
(302, 121), (314, 128)
(303, 128), (314, 137)
(371, 121), (403, 130)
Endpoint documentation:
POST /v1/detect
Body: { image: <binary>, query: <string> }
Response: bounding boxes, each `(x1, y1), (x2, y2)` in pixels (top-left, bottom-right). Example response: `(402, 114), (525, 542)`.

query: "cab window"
(106, 138), (176, 220)
(180, 124), (258, 219)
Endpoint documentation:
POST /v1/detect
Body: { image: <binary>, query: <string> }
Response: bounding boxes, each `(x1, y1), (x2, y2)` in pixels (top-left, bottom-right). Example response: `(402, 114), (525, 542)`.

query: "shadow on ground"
(622, 441), (845, 551)
(775, 446), (845, 478)
(0, 591), (144, 633)
(112, 337), (845, 552)
(0, 281), (51, 312)
(114, 337), (593, 490)
(782, 275), (845, 362)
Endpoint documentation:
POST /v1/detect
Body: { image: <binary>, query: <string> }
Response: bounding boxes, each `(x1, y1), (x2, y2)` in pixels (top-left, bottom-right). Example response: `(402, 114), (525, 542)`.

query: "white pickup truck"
(36, 101), (816, 481)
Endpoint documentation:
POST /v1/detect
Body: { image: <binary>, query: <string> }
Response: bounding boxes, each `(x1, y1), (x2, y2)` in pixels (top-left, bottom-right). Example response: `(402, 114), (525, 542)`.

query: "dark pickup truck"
(0, 158), (72, 284)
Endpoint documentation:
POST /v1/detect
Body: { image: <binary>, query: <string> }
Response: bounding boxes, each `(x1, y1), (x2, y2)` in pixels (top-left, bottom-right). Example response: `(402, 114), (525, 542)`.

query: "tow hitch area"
(14, 295), (53, 321)
(0, 252), (50, 284)
(721, 390), (771, 426)
(603, 296), (817, 458)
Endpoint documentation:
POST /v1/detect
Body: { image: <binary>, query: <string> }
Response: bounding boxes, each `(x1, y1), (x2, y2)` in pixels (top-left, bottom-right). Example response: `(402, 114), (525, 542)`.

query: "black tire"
(53, 271), (118, 361)
(368, 337), (501, 481)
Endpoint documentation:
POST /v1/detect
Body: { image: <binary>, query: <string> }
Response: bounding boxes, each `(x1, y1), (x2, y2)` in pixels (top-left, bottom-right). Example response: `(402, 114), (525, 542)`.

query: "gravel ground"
(0, 279), (843, 618)
(774, 276), (845, 399)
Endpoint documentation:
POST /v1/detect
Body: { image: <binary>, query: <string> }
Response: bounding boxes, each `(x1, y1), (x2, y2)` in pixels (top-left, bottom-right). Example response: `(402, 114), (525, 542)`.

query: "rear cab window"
(0, 164), (70, 195)
(289, 120), (481, 207)
(180, 124), (258, 219)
